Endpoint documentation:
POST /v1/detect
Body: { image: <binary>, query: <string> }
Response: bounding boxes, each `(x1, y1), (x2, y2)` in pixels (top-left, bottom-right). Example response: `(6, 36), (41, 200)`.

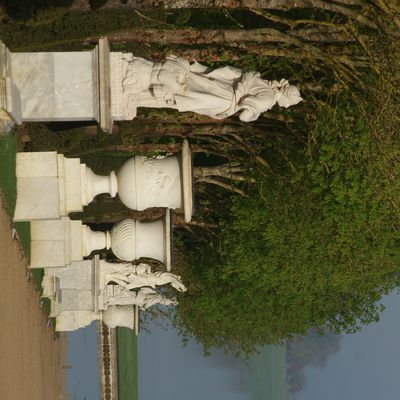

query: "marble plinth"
(0, 38), (112, 132)
(10, 52), (95, 120)
(43, 256), (139, 333)
(30, 217), (83, 269)
(29, 217), (110, 269)
(14, 151), (117, 221)
(14, 140), (193, 222)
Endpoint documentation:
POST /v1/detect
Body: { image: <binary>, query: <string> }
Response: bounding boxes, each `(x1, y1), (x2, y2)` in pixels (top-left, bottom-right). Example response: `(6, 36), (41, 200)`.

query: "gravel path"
(0, 197), (66, 400)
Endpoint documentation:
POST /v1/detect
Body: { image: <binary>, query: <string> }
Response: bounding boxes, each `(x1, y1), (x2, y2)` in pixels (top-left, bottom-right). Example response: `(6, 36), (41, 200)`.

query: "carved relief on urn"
(110, 209), (172, 270)
(116, 139), (193, 222)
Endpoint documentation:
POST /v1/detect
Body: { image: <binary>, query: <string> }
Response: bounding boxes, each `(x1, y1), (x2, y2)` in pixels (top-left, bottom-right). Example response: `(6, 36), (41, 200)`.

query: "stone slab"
(63, 156), (83, 213)
(60, 289), (94, 311)
(10, 52), (95, 121)
(16, 151), (58, 177)
(30, 218), (69, 268)
(51, 260), (93, 290)
(14, 176), (60, 221)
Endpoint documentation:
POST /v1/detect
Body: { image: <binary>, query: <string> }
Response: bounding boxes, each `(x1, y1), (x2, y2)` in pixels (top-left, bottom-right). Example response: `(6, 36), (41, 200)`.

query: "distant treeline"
(287, 330), (341, 393)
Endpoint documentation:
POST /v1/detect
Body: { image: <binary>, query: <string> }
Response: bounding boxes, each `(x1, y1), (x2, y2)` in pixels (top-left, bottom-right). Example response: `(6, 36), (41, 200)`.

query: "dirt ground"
(0, 198), (66, 400)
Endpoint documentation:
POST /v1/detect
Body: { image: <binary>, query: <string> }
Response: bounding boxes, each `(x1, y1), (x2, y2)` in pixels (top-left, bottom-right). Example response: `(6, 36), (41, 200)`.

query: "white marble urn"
(82, 210), (172, 270)
(116, 139), (193, 222)
(109, 210), (172, 270)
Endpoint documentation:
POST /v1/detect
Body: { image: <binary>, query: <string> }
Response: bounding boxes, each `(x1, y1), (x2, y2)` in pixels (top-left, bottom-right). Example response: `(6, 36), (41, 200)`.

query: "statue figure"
(114, 53), (302, 122)
(105, 263), (187, 292)
(106, 286), (178, 309)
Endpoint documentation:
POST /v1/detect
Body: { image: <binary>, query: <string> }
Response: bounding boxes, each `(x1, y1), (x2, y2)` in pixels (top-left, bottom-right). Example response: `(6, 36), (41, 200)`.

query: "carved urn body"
(116, 140), (193, 222)
(109, 210), (172, 270)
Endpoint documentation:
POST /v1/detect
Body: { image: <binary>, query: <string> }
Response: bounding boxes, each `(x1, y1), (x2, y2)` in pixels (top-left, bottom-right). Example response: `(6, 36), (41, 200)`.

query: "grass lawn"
(249, 345), (288, 400)
(0, 133), (38, 284)
(0, 132), (17, 212)
(116, 327), (138, 400)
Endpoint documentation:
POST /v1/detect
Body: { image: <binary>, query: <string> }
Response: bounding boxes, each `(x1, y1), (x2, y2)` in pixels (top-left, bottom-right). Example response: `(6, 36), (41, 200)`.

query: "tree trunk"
(101, 0), (365, 10)
(194, 164), (247, 182)
(85, 27), (356, 47)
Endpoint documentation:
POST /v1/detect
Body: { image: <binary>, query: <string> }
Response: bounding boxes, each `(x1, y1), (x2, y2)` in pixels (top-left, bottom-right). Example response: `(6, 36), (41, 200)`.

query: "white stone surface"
(14, 151), (117, 221)
(10, 52), (95, 121)
(29, 217), (83, 268)
(29, 217), (113, 268)
(116, 143), (192, 221)
(102, 305), (138, 331)
(14, 152), (60, 221)
(55, 310), (98, 331)
(60, 289), (94, 310)
(5, 77), (22, 124)
(0, 41), (22, 127)
(109, 213), (172, 269)
(116, 154), (183, 211)
(102, 262), (186, 292)
(50, 259), (94, 290)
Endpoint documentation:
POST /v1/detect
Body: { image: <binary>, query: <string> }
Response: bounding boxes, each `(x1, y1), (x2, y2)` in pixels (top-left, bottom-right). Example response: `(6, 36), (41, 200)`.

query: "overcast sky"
(295, 291), (400, 400)
(67, 292), (400, 400)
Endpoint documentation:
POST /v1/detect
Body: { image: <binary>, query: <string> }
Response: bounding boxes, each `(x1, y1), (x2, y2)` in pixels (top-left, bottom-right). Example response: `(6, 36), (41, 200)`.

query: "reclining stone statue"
(112, 53), (303, 122)
(106, 286), (178, 309)
(105, 262), (187, 292)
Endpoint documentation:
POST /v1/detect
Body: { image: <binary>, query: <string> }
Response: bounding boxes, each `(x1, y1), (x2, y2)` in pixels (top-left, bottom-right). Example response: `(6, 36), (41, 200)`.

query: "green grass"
(249, 345), (288, 400)
(0, 133), (40, 286)
(116, 327), (138, 400)
(0, 133), (17, 212)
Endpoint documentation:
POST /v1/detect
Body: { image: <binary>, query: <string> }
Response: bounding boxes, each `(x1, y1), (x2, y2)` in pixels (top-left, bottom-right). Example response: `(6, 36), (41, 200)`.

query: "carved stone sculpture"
(105, 263), (187, 292)
(111, 53), (302, 122)
(106, 286), (178, 309)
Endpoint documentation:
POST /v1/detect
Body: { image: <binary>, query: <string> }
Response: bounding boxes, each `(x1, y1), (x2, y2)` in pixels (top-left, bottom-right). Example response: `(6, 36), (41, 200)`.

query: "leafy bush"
(174, 71), (400, 354)
(5, 0), (72, 20)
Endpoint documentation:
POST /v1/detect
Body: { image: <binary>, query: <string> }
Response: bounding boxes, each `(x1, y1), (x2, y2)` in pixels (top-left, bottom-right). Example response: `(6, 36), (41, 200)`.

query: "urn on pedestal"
(14, 140), (193, 222)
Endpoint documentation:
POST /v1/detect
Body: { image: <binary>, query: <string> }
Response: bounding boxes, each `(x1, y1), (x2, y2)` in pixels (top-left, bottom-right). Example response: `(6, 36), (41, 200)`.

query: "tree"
(172, 51), (400, 353)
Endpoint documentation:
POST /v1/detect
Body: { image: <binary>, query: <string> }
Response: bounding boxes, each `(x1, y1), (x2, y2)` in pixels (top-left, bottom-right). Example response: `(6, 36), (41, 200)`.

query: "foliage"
(173, 52), (400, 353)
(5, 0), (73, 21)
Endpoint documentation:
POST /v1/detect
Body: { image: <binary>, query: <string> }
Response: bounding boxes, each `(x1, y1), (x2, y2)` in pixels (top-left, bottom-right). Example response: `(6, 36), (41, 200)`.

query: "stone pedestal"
(29, 217), (110, 269)
(30, 212), (172, 269)
(14, 151), (117, 221)
(30, 217), (83, 268)
(14, 139), (192, 222)
(42, 256), (139, 333)
(0, 38), (112, 133)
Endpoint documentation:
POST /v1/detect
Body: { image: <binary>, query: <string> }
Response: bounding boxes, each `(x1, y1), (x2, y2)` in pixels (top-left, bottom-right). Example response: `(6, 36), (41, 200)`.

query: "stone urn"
(83, 210), (172, 270)
(116, 139), (193, 222)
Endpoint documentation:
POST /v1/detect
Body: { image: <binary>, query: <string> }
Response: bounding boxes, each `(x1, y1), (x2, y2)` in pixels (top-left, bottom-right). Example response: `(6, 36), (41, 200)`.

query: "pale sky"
(295, 292), (400, 400)
(67, 292), (400, 400)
